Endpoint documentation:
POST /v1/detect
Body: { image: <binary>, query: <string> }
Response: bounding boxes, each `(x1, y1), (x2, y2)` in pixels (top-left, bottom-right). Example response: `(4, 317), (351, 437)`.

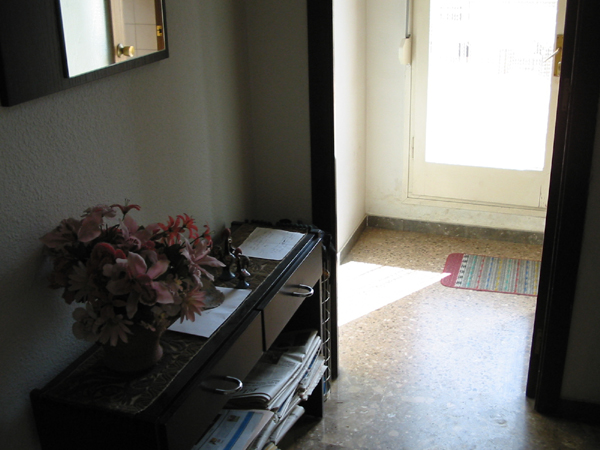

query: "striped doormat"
(441, 253), (541, 296)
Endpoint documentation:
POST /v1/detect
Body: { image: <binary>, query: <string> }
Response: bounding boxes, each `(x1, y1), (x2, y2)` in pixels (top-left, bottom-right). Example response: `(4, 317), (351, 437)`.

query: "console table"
(30, 223), (330, 450)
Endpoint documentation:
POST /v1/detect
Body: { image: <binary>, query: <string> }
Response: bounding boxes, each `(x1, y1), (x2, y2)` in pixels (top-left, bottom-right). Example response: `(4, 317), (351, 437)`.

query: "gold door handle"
(544, 48), (560, 62)
(117, 43), (135, 58)
(549, 34), (563, 77)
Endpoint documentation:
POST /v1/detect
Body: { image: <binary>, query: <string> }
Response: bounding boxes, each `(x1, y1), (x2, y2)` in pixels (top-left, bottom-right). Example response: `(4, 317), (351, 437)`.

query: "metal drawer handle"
(290, 284), (314, 297)
(205, 376), (244, 395)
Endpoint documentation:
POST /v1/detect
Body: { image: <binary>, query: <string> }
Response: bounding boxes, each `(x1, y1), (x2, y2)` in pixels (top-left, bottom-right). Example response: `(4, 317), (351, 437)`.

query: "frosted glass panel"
(425, 0), (558, 171)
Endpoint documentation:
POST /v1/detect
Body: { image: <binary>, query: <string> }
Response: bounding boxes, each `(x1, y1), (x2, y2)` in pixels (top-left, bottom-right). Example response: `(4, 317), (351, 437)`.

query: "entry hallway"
(281, 228), (600, 450)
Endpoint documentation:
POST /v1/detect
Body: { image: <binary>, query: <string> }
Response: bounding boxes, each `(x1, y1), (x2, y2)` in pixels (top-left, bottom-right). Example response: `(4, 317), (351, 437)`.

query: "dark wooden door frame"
(306, 0), (338, 380)
(527, 0), (600, 418)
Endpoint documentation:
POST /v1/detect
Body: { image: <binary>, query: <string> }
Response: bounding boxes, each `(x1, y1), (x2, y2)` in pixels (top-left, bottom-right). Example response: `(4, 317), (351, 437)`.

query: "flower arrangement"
(40, 204), (225, 346)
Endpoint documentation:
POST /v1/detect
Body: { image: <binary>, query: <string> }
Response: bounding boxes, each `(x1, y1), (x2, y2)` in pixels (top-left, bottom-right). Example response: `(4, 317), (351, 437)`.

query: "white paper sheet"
(169, 287), (250, 338)
(238, 227), (304, 260)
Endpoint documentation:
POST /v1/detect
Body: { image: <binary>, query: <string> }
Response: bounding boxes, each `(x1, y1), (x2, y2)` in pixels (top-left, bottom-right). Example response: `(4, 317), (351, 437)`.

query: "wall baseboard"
(367, 215), (544, 246)
(554, 399), (600, 424)
(339, 215), (544, 262)
(339, 217), (367, 263)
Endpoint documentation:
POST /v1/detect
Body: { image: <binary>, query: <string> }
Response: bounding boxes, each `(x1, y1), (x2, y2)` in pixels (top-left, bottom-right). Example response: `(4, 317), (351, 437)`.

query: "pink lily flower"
(78, 205), (117, 242)
(104, 252), (173, 318)
(182, 239), (225, 284)
(119, 214), (154, 251)
(111, 203), (141, 216)
(39, 218), (81, 249)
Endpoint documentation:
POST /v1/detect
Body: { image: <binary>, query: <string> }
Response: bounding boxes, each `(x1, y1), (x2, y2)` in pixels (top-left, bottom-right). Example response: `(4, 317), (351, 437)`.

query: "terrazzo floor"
(280, 228), (600, 450)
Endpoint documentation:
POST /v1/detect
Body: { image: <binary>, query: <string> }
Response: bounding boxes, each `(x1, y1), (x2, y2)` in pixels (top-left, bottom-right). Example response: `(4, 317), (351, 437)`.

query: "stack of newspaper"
(193, 329), (326, 450)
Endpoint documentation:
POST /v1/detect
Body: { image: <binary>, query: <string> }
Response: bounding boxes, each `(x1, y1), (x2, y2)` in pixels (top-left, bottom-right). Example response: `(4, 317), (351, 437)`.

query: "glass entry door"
(409, 0), (565, 210)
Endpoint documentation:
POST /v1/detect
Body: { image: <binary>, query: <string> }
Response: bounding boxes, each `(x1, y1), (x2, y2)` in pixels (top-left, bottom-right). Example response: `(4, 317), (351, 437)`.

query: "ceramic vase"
(102, 324), (164, 373)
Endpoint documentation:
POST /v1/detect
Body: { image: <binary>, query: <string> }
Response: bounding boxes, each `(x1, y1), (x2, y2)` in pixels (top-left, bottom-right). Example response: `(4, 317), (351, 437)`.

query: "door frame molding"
(527, 0), (600, 417)
(306, 0), (338, 380)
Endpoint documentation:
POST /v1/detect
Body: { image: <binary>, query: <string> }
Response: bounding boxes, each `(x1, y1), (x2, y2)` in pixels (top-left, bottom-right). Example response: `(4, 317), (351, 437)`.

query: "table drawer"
(162, 313), (263, 450)
(262, 243), (322, 350)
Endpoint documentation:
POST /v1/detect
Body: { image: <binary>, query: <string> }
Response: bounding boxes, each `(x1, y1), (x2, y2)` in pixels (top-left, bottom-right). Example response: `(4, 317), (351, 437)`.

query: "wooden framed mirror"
(0, 0), (168, 107)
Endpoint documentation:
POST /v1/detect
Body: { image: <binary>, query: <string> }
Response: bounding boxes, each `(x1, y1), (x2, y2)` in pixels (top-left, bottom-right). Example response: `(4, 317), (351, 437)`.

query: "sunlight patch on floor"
(337, 261), (446, 326)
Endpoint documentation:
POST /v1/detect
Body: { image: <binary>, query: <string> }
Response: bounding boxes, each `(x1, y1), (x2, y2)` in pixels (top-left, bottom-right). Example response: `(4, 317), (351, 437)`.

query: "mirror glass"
(59, 0), (166, 78)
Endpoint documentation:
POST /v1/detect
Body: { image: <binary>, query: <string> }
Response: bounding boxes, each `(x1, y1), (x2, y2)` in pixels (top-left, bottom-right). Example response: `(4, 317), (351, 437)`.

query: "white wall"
(561, 95), (600, 404)
(0, 2), (312, 448)
(334, 0), (368, 253)
(244, 0), (312, 225)
(365, 0), (410, 224)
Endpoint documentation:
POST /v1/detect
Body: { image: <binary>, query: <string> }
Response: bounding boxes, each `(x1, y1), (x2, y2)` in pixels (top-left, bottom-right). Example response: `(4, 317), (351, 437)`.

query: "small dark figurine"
(234, 247), (251, 289)
(218, 228), (236, 281)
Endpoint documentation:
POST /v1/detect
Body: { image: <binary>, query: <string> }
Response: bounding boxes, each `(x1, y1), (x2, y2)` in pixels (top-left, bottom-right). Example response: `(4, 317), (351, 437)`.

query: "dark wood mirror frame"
(0, 0), (168, 107)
